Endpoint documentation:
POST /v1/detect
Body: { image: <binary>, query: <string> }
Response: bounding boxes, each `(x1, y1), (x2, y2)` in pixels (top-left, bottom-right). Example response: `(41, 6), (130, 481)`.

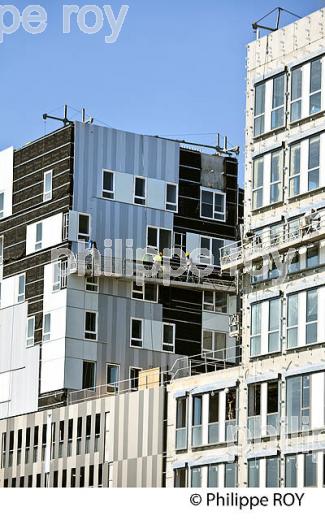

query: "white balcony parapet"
(220, 208), (325, 271)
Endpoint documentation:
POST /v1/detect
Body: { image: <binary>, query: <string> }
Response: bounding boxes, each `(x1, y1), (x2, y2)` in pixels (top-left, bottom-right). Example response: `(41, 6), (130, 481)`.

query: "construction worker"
(185, 251), (194, 282)
(153, 251), (162, 278)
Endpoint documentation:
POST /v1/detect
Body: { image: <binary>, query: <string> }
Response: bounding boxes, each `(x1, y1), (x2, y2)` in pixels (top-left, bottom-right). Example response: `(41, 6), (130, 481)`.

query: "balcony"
(220, 208), (325, 271)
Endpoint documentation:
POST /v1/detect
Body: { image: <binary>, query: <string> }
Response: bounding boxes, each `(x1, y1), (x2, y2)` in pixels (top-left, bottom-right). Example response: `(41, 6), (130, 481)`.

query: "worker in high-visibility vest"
(153, 251), (162, 278)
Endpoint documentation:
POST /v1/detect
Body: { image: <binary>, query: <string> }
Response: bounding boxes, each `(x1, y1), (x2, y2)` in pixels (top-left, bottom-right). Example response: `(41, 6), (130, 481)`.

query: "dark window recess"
(80, 466), (85, 488)
(267, 381), (279, 414)
(98, 464), (103, 486)
(209, 392), (219, 424)
(36, 474), (41, 488)
(19, 476), (24, 488)
(62, 469), (67, 488)
(71, 468), (76, 488)
(53, 471), (58, 488)
(86, 416), (91, 437)
(95, 414), (101, 436)
(82, 361), (95, 389)
(89, 465), (94, 487)
(248, 384), (261, 417)
(226, 388), (237, 420)
(176, 397), (187, 429)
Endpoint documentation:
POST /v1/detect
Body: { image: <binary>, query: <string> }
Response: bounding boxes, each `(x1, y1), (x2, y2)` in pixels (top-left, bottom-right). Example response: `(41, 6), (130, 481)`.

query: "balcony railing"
(175, 427), (187, 450)
(247, 415), (261, 440)
(220, 208), (325, 270)
(208, 422), (219, 444)
(191, 425), (203, 447)
(266, 412), (280, 436)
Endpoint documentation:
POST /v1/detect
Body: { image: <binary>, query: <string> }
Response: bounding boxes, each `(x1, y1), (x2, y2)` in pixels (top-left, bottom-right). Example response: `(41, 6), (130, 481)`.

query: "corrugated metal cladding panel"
(73, 122), (179, 252)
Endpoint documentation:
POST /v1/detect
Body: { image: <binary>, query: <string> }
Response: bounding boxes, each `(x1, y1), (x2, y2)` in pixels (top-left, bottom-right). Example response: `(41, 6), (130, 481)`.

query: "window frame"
(146, 225), (172, 257)
(202, 291), (228, 313)
(202, 329), (227, 360)
(0, 192), (4, 219)
(102, 169), (115, 200)
(129, 366), (141, 391)
(17, 273), (25, 303)
(134, 176), (147, 206)
(199, 235), (224, 266)
(106, 363), (120, 391)
(78, 213), (91, 242)
(43, 170), (53, 202)
(254, 82), (266, 137)
(131, 280), (158, 302)
(165, 182), (178, 212)
(84, 311), (98, 341)
(271, 73), (286, 130)
(130, 318), (143, 349)
(85, 276), (99, 293)
(200, 187), (226, 222)
(43, 313), (51, 342)
(26, 316), (35, 347)
(82, 360), (96, 390)
(162, 322), (176, 353)
(35, 222), (43, 251)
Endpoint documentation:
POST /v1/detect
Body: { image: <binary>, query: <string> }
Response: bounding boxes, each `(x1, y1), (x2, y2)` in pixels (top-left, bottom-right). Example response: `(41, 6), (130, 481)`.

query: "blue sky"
(0, 0), (324, 183)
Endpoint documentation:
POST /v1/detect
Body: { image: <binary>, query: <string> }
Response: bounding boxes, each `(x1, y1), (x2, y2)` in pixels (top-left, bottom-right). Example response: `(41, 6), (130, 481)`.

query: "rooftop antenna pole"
(252, 7), (301, 36)
(43, 104), (72, 126)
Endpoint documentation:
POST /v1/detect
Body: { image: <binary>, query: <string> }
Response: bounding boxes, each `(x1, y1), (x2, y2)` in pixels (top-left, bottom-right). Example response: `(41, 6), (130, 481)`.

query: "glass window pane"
(191, 467), (202, 487)
(291, 67), (302, 101)
(273, 75), (285, 108)
(306, 290), (318, 323)
(248, 459), (260, 487)
(251, 303), (261, 334)
(192, 396), (202, 426)
(266, 457), (279, 487)
(255, 83), (265, 116)
(253, 158), (264, 188)
(310, 59), (322, 93)
(225, 462), (237, 487)
(304, 453), (317, 487)
(167, 184), (176, 204)
(287, 294), (298, 327)
(103, 171), (113, 191)
(309, 137), (320, 170)
(159, 229), (171, 251)
(285, 456), (297, 487)
(208, 465), (218, 487)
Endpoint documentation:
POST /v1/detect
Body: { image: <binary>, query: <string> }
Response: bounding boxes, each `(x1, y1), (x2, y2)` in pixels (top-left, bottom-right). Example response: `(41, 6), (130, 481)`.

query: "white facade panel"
(0, 146), (14, 219)
(26, 213), (63, 255)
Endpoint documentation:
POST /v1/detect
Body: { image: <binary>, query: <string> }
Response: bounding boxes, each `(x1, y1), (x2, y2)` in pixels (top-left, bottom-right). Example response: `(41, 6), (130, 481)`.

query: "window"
(134, 177), (146, 205)
(266, 457), (280, 487)
(254, 83), (265, 136)
(102, 170), (114, 199)
(208, 392), (219, 444)
(225, 462), (237, 487)
(268, 298), (280, 352)
(250, 303), (261, 356)
(287, 293), (298, 348)
(287, 375), (310, 433)
(252, 157), (264, 209)
(291, 66), (302, 122)
(85, 311), (97, 340)
(17, 274), (25, 303)
(106, 363), (120, 391)
(176, 397), (187, 450)
(208, 465), (219, 487)
(0, 192), (4, 219)
(147, 227), (172, 255)
(200, 236), (224, 266)
(166, 183), (178, 212)
(271, 74), (285, 129)
(191, 467), (202, 487)
(250, 298), (281, 356)
(130, 318), (143, 348)
(0, 236), (3, 266)
(53, 262), (61, 292)
(310, 59), (322, 115)
(308, 136), (320, 191)
(174, 467), (187, 488)
(162, 323), (175, 352)
(248, 459), (260, 487)
(306, 289), (318, 344)
(306, 244), (319, 269)
(192, 395), (202, 447)
(131, 281), (158, 302)
(203, 291), (228, 313)
(285, 455), (297, 487)
(26, 317), (35, 347)
(35, 222), (43, 251)
(43, 170), (52, 202)
(304, 453), (317, 487)
(200, 188), (226, 221)
(174, 232), (186, 254)
(85, 276), (99, 292)
(78, 214), (90, 242)
(202, 330), (226, 360)
(43, 313), (51, 342)
(129, 367), (141, 391)
(270, 151), (282, 204)
(62, 213), (69, 240)
(289, 142), (301, 196)
(82, 361), (96, 389)
(267, 381), (279, 434)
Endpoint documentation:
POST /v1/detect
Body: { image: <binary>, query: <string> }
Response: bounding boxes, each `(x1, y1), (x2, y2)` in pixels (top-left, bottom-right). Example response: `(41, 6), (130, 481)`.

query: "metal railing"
(220, 209), (325, 269)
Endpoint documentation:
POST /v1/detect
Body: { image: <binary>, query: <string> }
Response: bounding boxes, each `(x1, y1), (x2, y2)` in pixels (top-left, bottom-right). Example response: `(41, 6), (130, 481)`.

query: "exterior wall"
(0, 385), (165, 488)
(0, 125), (74, 418)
